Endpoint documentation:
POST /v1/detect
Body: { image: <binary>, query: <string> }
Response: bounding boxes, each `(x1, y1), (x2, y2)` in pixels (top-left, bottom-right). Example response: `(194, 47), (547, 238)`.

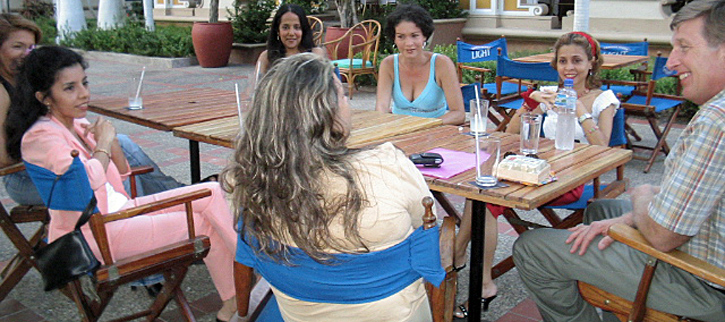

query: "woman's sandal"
(452, 263), (467, 272)
(453, 304), (468, 319)
(452, 295), (499, 319)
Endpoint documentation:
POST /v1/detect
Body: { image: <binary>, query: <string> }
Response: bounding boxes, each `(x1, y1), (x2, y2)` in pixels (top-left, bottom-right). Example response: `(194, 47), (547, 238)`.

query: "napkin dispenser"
(496, 155), (551, 185)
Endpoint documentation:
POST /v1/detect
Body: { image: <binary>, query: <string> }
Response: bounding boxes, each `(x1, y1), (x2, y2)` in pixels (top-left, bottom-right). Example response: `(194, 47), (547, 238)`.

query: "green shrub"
(33, 16), (57, 45)
(408, 0), (467, 20)
(21, 0), (54, 19)
(227, 0), (276, 44)
(285, 0), (328, 14)
(60, 21), (194, 58)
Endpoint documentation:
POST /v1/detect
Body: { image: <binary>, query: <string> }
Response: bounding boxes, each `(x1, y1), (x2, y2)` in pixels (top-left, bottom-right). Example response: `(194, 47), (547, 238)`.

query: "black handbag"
(34, 195), (100, 291)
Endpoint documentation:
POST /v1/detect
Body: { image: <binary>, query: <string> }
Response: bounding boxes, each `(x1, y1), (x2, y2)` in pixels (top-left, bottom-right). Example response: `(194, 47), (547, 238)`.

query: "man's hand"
(566, 216), (629, 256)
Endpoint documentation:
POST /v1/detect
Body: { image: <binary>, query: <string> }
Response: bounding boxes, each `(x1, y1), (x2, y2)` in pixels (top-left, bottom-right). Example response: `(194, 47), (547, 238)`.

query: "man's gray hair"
(671, 0), (725, 47)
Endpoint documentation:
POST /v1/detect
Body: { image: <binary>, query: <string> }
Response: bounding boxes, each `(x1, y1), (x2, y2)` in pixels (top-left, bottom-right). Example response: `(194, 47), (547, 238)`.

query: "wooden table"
(375, 126), (633, 321)
(173, 110), (443, 182)
(89, 88), (239, 131)
(515, 53), (649, 70)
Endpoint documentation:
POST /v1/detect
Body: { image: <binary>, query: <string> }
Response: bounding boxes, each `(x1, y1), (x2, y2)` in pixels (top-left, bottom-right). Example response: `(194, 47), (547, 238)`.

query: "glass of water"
(520, 113), (542, 155)
(475, 136), (501, 187)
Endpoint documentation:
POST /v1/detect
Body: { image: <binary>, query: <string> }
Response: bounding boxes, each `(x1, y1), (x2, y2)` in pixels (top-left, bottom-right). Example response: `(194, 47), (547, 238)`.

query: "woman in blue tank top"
(375, 4), (465, 125)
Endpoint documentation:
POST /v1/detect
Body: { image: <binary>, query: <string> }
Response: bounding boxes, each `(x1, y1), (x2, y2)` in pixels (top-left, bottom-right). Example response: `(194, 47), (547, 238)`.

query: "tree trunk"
(336, 0), (357, 28)
(98, 0), (125, 30)
(209, 0), (219, 23)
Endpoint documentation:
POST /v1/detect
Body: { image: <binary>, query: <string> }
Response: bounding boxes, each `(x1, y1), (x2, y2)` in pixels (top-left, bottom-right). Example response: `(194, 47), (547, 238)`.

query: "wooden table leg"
(189, 140), (201, 183)
(468, 200), (486, 322)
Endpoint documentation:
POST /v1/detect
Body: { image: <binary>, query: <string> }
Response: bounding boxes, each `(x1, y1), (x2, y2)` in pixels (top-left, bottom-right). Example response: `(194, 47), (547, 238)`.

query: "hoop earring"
(423, 41), (427, 49)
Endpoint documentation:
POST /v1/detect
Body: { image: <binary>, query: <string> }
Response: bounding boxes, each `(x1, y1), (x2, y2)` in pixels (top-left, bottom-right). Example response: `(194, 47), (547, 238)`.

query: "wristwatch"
(578, 113), (593, 124)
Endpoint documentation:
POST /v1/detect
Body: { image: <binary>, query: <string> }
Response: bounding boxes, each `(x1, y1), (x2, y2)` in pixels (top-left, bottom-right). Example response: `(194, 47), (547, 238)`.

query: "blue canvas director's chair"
(234, 197), (457, 322)
(24, 150), (212, 321)
(490, 54), (560, 131)
(603, 53), (684, 173)
(600, 39), (650, 98)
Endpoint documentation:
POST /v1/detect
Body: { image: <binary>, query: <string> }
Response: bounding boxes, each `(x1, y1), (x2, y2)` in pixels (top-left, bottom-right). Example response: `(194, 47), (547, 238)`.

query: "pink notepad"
(417, 148), (489, 179)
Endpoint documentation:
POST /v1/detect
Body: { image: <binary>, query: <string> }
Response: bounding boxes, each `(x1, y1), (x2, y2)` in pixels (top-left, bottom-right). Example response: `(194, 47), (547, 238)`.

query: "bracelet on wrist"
(94, 148), (112, 159)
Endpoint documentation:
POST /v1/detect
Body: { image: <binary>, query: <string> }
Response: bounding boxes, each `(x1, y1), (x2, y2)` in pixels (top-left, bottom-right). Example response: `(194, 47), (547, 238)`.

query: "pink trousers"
(95, 182), (236, 300)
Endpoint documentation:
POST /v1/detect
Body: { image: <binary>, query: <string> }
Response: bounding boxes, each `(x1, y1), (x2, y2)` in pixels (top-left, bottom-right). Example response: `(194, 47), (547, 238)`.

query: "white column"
(144, 0), (155, 31)
(573, 0), (590, 32)
(97, 0), (125, 30)
(56, 0), (87, 41)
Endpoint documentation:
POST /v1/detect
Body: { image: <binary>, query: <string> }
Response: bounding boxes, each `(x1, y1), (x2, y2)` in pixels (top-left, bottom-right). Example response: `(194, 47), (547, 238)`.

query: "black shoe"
(452, 263), (467, 272)
(452, 304), (468, 320)
(145, 283), (163, 297)
(482, 295), (498, 312)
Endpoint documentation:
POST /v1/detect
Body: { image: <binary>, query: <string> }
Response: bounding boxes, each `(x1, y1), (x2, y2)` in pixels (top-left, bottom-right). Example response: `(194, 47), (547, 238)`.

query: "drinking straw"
(474, 83), (481, 137)
(254, 60), (262, 89)
(474, 83), (481, 179)
(134, 67), (146, 101)
(235, 83), (244, 131)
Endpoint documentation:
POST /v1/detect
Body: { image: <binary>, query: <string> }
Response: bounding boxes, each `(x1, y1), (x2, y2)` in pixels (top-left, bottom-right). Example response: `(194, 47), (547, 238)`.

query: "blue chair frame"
(234, 197), (457, 321)
(600, 40), (650, 97)
(614, 53), (682, 173)
(489, 108), (629, 280)
(24, 151), (212, 322)
(492, 55), (559, 131)
(456, 38), (518, 99)
(600, 41), (649, 56)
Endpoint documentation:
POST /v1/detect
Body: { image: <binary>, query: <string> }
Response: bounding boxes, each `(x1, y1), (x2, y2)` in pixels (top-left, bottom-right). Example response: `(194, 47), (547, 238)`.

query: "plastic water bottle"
(554, 78), (577, 150)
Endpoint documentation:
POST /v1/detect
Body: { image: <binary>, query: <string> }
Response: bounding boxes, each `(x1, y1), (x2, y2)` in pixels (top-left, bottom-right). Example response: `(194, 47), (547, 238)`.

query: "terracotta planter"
(324, 26), (366, 60)
(192, 22), (233, 68)
(229, 43), (266, 65)
(429, 18), (467, 49)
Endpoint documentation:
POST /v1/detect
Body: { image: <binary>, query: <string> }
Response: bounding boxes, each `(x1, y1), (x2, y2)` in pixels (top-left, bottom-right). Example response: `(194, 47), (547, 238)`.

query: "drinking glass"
(520, 113), (542, 155)
(127, 76), (143, 110)
(469, 99), (488, 135)
(475, 136), (501, 187)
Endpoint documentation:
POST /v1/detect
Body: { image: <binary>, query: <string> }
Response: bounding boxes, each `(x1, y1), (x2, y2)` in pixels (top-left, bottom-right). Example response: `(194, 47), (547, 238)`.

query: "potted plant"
(191, 0), (234, 67)
(227, 0), (276, 64)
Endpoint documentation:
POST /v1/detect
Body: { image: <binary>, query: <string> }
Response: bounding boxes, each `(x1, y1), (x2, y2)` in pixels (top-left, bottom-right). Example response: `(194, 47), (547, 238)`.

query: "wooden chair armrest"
(650, 92), (685, 101)
(0, 162), (25, 176)
(608, 224), (725, 288)
(629, 69), (652, 76)
(620, 102), (654, 113)
(602, 79), (643, 87)
(459, 65), (492, 74)
(9, 205), (48, 223)
(130, 165), (154, 176)
(90, 189), (213, 264)
(102, 189), (212, 223)
(95, 236), (210, 283)
(439, 216), (456, 272)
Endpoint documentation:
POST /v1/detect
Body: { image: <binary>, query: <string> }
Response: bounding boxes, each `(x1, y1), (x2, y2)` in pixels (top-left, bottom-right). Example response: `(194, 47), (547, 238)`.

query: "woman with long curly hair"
(223, 53), (439, 321)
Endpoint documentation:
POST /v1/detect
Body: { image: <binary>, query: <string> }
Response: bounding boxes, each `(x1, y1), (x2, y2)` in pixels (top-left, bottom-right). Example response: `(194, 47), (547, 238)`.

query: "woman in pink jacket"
(5, 46), (238, 322)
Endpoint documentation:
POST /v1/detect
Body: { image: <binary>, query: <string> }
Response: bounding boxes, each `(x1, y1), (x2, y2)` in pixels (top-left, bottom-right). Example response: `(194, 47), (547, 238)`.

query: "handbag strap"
(74, 195), (97, 231)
